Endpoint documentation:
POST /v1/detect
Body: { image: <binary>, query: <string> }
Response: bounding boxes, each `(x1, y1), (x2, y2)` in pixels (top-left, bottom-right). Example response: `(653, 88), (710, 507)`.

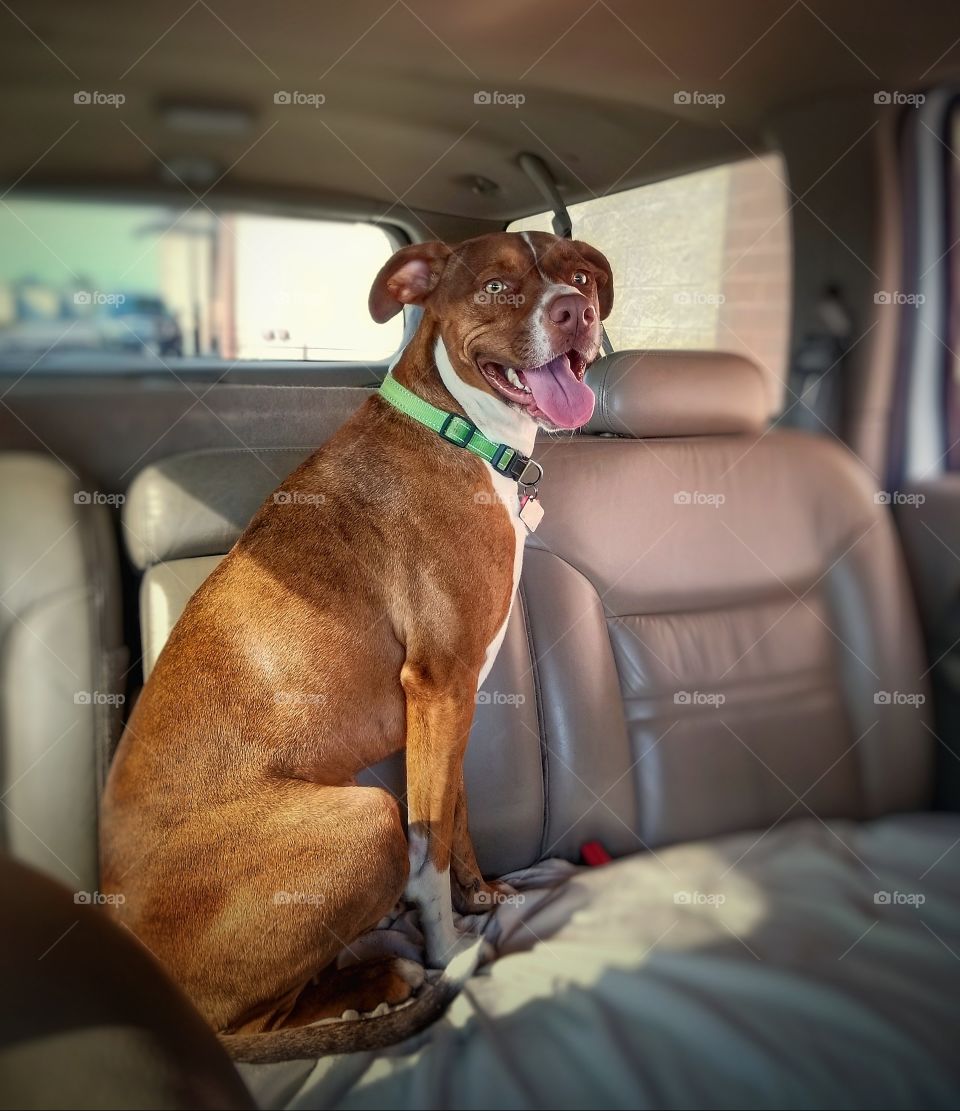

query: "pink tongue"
(522, 354), (595, 428)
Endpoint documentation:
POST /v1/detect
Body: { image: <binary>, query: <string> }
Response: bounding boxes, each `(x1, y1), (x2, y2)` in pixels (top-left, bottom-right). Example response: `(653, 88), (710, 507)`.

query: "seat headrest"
(584, 350), (769, 438)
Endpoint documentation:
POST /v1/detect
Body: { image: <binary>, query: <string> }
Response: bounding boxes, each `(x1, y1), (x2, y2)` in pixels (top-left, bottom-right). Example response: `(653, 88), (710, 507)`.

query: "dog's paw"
(321, 955), (425, 1020)
(391, 957), (426, 991)
(452, 878), (516, 914)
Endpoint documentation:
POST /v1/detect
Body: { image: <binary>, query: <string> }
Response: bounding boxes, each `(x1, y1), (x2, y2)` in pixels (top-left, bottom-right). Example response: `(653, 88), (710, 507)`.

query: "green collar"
(378, 374), (543, 487)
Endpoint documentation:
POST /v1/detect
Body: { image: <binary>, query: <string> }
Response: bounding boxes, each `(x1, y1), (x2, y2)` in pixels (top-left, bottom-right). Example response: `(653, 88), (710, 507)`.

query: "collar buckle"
(507, 455), (544, 488)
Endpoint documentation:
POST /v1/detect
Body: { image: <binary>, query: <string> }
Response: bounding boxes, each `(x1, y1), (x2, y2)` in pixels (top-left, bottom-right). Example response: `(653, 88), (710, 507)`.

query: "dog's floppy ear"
(572, 240), (614, 320)
(369, 241), (454, 323)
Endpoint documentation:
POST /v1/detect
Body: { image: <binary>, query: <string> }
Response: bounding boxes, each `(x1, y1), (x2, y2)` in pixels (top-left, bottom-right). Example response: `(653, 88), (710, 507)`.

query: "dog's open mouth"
(478, 349), (595, 429)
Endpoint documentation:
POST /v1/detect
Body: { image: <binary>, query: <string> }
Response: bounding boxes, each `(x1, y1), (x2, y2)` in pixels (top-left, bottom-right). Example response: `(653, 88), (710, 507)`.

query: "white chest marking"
(433, 338), (535, 689)
(478, 467), (525, 687)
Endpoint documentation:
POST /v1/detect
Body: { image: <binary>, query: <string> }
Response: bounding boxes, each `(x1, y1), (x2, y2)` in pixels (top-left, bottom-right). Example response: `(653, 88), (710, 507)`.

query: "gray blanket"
(240, 814), (960, 1110)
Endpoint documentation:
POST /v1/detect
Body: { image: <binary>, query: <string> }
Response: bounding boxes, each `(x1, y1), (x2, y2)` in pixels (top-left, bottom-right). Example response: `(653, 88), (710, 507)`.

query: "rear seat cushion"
(124, 447), (316, 569)
(241, 813), (960, 1110)
(527, 427), (933, 853)
(141, 557), (224, 677)
(0, 452), (123, 892)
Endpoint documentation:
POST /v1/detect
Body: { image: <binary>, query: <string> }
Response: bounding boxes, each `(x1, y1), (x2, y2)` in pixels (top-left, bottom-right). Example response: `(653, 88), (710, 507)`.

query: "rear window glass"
(509, 154), (791, 410)
(0, 201), (402, 364)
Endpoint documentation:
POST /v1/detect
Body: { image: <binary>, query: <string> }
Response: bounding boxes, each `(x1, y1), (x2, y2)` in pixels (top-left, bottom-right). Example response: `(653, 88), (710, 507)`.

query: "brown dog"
(100, 231), (613, 1062)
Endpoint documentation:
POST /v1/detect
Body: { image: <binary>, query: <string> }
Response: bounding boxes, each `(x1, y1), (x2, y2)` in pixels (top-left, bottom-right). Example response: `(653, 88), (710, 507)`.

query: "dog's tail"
(220, 939), (484, 1064)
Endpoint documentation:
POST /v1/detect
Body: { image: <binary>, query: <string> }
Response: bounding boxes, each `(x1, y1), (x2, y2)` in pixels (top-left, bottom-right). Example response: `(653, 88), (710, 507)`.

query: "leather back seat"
(0, 452), (124, 891)
(121, 353), (934, 877)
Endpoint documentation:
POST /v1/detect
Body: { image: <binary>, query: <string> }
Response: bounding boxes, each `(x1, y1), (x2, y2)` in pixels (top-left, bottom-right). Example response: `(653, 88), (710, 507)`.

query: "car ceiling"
(2, 0), (960, 223)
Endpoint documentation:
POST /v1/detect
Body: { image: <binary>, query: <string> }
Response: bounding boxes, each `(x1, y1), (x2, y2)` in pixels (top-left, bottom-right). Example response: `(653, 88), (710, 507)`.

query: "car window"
(0, 200), (403, 365)
(509, 154), (790, 410)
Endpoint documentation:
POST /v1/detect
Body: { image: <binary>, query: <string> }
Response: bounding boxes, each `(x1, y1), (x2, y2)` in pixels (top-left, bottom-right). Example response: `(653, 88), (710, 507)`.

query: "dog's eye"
(572, 271), (589, 286)
(483, 280), (506, 294)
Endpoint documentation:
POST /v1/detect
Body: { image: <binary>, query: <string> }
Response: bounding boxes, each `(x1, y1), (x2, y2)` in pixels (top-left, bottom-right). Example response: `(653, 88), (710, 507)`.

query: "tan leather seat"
(525, 350), (934, 857)
(0, 452), (125, 892)
(121, 350), (935, 875)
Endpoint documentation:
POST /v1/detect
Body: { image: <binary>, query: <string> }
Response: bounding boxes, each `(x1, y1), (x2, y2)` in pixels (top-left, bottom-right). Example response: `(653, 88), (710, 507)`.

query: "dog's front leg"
(450, 776), (515, 913)
(401, 658), (479, 969)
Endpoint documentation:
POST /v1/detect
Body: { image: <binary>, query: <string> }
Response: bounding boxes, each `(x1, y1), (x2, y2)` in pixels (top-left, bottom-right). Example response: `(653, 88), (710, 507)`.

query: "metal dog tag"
(519, 494), (544, 532)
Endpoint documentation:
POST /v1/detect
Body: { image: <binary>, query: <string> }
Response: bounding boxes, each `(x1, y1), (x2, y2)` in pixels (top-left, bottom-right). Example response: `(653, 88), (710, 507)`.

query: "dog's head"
(369, 231), (613, 430)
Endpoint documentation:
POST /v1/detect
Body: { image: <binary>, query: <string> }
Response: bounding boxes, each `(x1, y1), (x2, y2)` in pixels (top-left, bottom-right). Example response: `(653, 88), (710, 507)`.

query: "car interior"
(1, 2), (960, 1108)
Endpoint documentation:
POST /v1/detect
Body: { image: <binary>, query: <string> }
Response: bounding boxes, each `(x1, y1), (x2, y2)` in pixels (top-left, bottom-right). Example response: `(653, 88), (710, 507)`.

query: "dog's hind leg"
(281, 956), (425, 1025)
(128, 781), (412, 1035)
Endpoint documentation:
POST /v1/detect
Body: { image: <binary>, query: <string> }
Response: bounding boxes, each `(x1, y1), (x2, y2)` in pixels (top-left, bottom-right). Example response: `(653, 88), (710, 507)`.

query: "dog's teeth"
(505, 368), (533, 393)
(341, 1009), (360, 1021)
(372, 1002), (390, 1017)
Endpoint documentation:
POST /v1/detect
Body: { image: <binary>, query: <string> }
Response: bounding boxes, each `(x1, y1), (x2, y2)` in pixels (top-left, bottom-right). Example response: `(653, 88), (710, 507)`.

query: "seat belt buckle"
(581, 841), (612, 867)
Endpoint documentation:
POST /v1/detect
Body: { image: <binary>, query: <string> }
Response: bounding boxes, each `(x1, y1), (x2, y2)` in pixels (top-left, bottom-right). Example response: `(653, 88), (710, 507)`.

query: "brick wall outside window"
(510, 154), (791, 412)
